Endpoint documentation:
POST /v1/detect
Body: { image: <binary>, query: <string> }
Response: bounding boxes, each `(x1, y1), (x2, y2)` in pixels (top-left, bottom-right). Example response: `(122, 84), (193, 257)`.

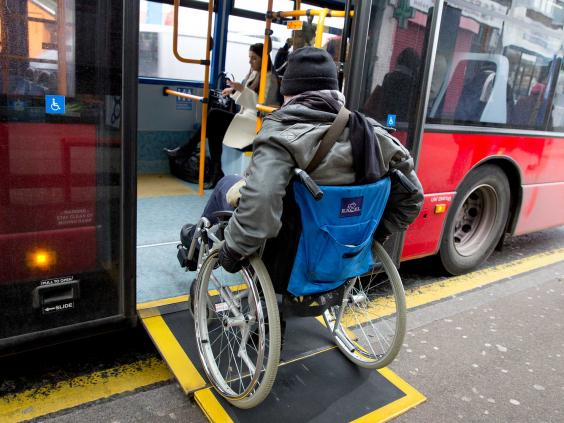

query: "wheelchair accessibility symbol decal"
(45, 95), (65, 114)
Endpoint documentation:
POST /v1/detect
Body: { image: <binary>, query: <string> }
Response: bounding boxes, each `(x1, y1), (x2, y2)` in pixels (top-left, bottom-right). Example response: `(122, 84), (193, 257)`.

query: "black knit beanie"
(280, 47), (339, 96)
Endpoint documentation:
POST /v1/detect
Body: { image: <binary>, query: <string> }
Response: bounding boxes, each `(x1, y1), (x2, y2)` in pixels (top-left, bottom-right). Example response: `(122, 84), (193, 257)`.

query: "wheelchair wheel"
(323, 242), (406, 369)
(193, 249), (281, 409)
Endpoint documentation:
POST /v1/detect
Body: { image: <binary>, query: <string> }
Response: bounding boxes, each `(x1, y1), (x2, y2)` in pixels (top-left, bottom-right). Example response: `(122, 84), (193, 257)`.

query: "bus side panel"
(514, 183), (564, 235)
(401, 132), (564, 260)
(401, 193), (453, 260)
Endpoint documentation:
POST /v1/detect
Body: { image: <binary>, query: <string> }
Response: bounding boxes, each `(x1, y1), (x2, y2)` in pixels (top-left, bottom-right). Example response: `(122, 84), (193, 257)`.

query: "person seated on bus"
(274, 23), (316, 76)
(323, 36), (342, 63)
(178, 47), (423, 284)
(166, 43), (280, 188)
(363, 48), (421, 123)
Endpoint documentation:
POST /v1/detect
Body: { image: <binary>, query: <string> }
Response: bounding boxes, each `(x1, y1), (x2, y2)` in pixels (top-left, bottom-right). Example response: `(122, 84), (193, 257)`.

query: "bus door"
(346, 0), (438, 262)
(0, 0), (138, 354)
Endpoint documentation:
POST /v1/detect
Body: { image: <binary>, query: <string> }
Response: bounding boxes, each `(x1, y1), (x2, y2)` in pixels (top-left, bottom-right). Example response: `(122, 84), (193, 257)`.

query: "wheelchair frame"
(184, 171), (407, 409)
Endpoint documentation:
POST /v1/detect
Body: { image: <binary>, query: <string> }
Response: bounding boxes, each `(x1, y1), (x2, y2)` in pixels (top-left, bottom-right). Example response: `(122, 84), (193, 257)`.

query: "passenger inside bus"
(165, 43), (280, 188)
(511, 65), (553, 129)
(274, 23), (316, 76)
(362, 48), (421, 123)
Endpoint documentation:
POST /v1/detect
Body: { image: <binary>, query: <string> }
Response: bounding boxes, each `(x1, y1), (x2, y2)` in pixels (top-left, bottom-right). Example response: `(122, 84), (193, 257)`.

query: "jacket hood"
(266, 90), (345, 124)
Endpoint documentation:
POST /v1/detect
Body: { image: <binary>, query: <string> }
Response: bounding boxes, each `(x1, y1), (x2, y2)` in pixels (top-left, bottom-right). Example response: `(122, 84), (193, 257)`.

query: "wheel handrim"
(324, 271), (402, 365)
(195, 256), (267, 400)
(452, 184), (498, 257)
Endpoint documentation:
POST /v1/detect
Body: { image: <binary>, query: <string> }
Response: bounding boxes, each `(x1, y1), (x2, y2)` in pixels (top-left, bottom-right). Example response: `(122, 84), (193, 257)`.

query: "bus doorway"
(134, 0), (352, 305)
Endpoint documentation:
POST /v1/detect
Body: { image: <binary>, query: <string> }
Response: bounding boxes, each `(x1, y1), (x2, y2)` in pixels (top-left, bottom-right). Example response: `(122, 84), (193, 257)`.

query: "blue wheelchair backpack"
(280, 106), (393, 296)
(287, 176), (391, 296)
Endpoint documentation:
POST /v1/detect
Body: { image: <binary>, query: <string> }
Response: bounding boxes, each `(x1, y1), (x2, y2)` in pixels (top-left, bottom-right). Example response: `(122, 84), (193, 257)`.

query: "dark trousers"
(201, 175), (243, 223)
(183, 174), (243, 245)
(177, 108), (235, 170)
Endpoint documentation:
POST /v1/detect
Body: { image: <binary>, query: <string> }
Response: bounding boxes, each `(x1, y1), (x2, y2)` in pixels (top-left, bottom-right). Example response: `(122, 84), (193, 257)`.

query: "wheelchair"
(181, 170), (407, 409)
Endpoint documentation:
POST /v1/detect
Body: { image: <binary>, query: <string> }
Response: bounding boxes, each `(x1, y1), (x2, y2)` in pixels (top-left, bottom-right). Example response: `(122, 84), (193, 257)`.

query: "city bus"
(1, 0), (563, 354)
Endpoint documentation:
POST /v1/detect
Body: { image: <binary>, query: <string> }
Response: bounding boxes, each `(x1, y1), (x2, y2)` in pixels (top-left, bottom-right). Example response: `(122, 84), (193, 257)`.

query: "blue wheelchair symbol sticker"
(386, 114), (396, 127)
(46, 95), (65, 114)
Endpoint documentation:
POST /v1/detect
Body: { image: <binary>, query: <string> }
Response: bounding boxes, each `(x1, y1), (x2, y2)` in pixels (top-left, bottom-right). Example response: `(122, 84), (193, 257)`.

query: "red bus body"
(0, 123), (98, 284)
(402, 131), (564, 260)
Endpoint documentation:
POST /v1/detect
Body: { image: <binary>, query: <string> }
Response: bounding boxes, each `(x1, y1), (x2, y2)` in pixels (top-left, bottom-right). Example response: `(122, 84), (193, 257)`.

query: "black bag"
(208, 89), (236, 113)
(169, 151), (212, 184)
(208, 72), (237, 113)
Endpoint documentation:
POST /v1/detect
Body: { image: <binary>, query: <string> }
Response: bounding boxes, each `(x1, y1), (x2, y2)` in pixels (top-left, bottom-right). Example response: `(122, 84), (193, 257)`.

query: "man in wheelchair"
(180, 47), (424, 407)
(179, 46), (423, 278)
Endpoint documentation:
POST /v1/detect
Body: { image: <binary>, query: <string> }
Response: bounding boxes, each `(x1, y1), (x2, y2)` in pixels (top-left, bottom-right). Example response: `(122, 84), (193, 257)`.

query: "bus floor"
(137, 174), (211, 303)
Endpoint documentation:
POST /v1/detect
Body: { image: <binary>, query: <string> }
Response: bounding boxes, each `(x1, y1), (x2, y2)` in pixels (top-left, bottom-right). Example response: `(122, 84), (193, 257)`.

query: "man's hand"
(218, 242), (244, 273)
(225, 179), (246, 208)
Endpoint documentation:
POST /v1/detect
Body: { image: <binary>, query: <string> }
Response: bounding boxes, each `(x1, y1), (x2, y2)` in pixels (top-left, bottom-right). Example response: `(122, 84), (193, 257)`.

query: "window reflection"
(427, 0), (564, 132)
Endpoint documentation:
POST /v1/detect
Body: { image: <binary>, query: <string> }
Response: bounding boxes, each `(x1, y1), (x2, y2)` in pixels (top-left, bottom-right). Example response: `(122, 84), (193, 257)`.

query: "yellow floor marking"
(194, 389), (234, 423)
(0, 357), (170, 423)
(350, 368), (426, 423)
(404, 247), (564, 310)
(137, 174), (195, 198)
(141, 315), (207, 394)
(137, 294), (189, 311)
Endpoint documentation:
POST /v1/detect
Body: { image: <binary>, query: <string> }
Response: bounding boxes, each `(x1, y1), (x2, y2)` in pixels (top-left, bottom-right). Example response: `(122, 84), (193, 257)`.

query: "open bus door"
(0, 0), (138, 355)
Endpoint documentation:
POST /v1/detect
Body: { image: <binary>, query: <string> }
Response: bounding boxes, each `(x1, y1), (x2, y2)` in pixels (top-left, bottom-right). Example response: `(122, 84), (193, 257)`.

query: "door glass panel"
(0, 0), (123, 340)
(359, 0), (433, 150)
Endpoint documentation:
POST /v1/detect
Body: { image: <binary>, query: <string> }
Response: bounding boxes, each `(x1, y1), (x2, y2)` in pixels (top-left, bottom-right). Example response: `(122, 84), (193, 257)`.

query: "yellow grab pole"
(164, 88), (204, 102)
(272, 10), (351, 18)
(198, 0), (214, 195)
(173, 0), (205, 64)
(57, 0), (67, 96)
(256, 0), (274, 133)
(256, 104), (278, 114)
(315, 9), (329, 48)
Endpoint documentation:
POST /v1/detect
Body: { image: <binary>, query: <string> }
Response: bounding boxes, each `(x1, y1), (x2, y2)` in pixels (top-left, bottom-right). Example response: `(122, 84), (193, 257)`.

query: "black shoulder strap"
(306, 106), (351, 174)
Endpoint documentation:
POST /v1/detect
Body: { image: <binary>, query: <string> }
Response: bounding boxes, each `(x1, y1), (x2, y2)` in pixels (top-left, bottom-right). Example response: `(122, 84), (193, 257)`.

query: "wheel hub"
(453, 184), (498, 257)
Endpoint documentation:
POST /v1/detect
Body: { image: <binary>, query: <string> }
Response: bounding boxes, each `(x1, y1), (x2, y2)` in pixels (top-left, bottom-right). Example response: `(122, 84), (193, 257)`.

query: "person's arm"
(224, 119), (295, 257)
(233, 85), (259, 110)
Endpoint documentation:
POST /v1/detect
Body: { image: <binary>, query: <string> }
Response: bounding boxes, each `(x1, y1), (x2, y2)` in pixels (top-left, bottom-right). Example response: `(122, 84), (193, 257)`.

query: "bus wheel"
(440, 165), (510, 275)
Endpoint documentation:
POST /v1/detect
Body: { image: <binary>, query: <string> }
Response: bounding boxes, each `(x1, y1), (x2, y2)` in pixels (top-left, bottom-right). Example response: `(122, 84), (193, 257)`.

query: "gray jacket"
(225, 93), (424, 257)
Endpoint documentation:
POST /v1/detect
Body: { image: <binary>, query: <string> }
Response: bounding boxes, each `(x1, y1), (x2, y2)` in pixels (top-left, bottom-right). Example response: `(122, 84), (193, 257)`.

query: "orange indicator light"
(27, 249), (56, 269)
(434, 204), (447, 214)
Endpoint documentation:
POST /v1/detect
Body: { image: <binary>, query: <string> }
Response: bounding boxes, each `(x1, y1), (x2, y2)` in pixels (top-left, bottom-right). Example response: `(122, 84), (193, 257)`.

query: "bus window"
(427, 0), (564, 132)
(139, 1), (213, 81)
(359, 0), (433, 149)
(553, 66), (564, 132)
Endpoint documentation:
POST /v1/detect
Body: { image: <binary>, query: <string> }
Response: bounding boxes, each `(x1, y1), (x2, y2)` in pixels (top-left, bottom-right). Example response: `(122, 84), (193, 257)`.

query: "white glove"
(225, 179), (247, 208)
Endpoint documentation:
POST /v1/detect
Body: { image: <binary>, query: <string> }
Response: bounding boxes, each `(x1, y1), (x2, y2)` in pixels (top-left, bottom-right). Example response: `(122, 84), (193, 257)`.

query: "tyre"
(193, 249), (281, 409)
(440, 165), (510, 275)
(323, 242), (407, 369)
